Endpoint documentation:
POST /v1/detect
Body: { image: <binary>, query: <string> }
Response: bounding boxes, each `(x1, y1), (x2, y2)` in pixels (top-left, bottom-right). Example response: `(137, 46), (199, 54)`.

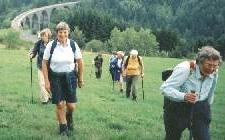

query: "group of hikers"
(29, 21), (223, 139)
(93, 50), (144, 101)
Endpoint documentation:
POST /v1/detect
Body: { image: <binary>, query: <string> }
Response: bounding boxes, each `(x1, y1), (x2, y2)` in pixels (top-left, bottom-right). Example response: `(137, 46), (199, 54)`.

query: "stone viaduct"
(11, 1), (80, 32)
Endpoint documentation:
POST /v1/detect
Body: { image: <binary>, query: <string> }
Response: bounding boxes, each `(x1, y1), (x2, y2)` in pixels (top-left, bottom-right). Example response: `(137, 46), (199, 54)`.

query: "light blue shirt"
(160, 61), (218, 104)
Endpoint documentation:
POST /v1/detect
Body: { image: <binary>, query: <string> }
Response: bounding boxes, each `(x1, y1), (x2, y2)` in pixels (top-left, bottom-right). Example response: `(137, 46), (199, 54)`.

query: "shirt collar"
(57, 39), (70, 46)
(195, 65), (214, 79)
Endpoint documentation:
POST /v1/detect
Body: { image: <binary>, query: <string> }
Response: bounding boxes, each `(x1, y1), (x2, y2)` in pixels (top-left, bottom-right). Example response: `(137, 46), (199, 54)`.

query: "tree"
(85, 39), (104, 52)
(70, 26), (86, 49)
(155, 29), (180, 52)
(109, 27), (158, 56)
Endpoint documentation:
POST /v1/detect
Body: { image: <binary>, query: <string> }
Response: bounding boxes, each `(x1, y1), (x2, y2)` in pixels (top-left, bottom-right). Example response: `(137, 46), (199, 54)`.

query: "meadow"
(0, 48), (224, 140)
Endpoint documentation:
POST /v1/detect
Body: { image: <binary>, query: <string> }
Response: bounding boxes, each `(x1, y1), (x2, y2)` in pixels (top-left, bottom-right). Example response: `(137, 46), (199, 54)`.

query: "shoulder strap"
(49, 40), (77, 64)
(124, 56), (130, 68)
(70, 40), (77, 63)
(48, 40), (57, 64)
(137, 56), (142, 67)
(70, 39), (76, 54)
(189, 60), (195, 70)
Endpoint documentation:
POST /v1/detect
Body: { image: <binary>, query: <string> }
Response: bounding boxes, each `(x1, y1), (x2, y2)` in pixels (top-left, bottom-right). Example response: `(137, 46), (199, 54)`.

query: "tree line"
(1, 0), (224, 58)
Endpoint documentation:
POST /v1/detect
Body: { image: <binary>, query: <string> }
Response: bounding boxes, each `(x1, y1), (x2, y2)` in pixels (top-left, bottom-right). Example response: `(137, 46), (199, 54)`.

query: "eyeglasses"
(204, 63), (219, 69)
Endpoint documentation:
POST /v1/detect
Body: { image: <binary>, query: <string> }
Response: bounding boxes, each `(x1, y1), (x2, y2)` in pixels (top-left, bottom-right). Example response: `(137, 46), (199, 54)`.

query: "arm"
(207, 73), (218, 104)
(160, 63), (190, 102)
(74, 42), (84, 88)
(77, 58), (84, 88)
(30, 40), (41, 58)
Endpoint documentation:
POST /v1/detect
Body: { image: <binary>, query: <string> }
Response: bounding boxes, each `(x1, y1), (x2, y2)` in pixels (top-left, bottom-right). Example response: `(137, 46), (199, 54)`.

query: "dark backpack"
(109, 58), (123, 73)
(124, 55), (142, 69)
(162, 61), (195, 81)
(48, 39), (76, 65)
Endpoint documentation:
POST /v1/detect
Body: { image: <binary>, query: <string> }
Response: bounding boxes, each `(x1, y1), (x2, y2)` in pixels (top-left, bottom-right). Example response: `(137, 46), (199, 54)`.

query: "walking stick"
(112, 70), (115, 91)
(141, 77), (145, 100)
(189, 90), (196, 140)
(30, 58), (34, 104)
(89, 64), (93, 77)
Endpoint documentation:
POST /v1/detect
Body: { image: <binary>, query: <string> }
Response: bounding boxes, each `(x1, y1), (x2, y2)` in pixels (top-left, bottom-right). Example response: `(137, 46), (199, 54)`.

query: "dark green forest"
(1, 0), (225, 58)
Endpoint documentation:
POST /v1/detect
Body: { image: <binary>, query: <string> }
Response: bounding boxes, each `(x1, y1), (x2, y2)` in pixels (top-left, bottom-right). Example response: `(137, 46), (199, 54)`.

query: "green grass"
(0, 48), (224, 140)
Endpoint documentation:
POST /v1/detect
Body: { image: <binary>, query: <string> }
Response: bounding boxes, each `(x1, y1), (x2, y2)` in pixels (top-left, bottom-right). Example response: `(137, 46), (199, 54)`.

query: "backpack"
(109, 58), (123, 73)
(124, 55), (142, 69)
(48, 39), (76, 65)
(162, 61), (195, 81)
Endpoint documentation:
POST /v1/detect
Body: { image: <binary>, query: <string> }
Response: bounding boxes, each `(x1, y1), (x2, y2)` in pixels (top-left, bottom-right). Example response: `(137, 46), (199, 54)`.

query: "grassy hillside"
(0, 48), (224, 140)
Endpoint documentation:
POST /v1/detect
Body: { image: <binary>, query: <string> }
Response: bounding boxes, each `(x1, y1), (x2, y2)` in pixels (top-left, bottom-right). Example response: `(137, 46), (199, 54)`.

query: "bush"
(85, 39), (104, 52)
(0, 29), (32, 49)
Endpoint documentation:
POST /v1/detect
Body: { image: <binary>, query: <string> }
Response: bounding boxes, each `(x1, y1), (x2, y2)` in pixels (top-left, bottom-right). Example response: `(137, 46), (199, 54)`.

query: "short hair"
(56, 21), (70, 33)
(196, 46), (222, 65)
(40, 28), (52, 38)
(130, 49), (138, 56)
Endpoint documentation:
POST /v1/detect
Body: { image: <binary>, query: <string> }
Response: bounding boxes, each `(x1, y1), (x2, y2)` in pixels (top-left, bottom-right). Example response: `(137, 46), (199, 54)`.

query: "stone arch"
(32, 14), (39, 33)
(24, 17), (31, 29)
(40, 10), (49, 30)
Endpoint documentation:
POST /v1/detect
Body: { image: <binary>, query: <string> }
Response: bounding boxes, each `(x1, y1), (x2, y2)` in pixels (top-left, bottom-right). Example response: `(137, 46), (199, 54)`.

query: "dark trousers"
(95, 66), (102, 79)
(163, 98), (211, 140)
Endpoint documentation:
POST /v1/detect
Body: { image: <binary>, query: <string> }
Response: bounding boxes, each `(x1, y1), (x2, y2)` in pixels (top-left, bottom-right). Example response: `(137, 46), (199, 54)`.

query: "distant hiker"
(109, 51), (117, 63)
(123, 50), (144, 100)
(42, 22), (84, 136)
(29, 28), (52, 104)
(109, 51), (125, 92)
(109, 51), (117, 79)
(160, 46), (222, 140)
(94, 53), (103, 79)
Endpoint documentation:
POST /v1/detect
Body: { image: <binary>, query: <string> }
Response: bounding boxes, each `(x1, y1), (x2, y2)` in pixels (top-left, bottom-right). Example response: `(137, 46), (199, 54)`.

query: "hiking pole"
(112, 71), (115, 91)
(141, 77), (145, 100)
(89, 64), (93, 77)
(30, 58), (34, 104)
(189, 90), (196, 140)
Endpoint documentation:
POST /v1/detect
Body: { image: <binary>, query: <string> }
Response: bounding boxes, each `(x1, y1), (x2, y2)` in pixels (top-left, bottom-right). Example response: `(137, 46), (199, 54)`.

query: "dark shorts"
(50, 71), (77, 104)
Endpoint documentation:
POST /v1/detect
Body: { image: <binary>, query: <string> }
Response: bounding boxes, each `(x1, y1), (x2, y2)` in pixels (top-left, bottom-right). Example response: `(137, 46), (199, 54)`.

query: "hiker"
(42, 22), (84, 136)
(123, 50), (144, 100)
(109, 51), (117, 63)
(109, 51), (125, 92)
(29, 28), (52, 104)
(160, 46), (222, 140)
(109, 51), (117, 79)
(94, 53), (103, 79)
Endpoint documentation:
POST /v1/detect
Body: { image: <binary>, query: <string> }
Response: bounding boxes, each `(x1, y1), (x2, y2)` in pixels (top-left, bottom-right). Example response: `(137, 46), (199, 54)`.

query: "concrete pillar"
(36, 12), (42, 31)
(46, 9), (52, 27)
(27, 15), (33, 30)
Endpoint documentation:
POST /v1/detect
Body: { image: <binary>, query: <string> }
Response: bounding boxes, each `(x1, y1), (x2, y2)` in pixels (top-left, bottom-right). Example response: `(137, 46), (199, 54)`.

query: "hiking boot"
(42, 101), (48, 105)
(59, 124), (68, 136)
(66, 112), (74, 131)
(120, 89), (123, 93)
(132, 96), (137, 101)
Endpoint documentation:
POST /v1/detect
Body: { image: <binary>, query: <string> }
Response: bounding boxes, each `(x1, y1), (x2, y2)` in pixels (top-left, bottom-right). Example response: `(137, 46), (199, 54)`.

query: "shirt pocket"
(180, 77), (196, 93)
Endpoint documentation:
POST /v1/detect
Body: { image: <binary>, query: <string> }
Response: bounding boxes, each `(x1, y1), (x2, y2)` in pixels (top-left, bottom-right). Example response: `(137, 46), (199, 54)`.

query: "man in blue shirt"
(160, 46), (222, 140)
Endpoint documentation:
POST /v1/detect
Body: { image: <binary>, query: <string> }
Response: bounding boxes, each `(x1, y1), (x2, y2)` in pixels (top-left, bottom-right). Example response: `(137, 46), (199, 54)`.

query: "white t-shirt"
(43, 39), (82, 73)
(117, 58), (122, 68)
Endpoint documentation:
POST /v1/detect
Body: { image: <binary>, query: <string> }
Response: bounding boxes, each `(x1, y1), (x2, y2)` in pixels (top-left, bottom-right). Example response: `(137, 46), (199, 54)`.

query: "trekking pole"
(189, 90), (196, 140)
(30, 58), (34, 104)
(141, 77), (145, 100)
(112, 70), (115, 91)
(89, 64), (93, 77)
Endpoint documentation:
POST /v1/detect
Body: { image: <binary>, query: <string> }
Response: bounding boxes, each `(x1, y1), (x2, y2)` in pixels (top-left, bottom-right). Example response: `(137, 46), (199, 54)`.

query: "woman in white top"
(42, 22), (84, 136)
